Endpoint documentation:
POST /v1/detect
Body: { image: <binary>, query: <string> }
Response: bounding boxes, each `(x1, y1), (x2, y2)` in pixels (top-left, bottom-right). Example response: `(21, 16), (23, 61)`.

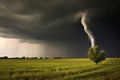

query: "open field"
(0, 58), (120, 80)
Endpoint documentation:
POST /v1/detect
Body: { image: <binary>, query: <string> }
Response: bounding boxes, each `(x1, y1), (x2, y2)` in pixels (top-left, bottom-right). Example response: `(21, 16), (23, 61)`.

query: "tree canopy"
(88, 45), (105, 64)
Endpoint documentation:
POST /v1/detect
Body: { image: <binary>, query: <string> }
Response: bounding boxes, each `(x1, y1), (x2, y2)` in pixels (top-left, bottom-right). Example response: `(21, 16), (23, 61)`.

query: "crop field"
(0, 58), (120, 80)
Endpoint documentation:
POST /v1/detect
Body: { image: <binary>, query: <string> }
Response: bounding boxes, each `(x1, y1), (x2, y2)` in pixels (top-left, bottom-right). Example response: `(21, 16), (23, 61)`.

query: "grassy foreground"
(0, 58), (120, 80)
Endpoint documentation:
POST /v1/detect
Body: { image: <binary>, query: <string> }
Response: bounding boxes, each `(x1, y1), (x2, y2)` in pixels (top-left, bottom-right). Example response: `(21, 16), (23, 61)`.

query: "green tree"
(88, 45), (105, 64)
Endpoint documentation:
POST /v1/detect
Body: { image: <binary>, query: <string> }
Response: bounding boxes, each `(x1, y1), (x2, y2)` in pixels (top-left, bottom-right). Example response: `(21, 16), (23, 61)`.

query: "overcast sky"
(0, 0), (119, 57)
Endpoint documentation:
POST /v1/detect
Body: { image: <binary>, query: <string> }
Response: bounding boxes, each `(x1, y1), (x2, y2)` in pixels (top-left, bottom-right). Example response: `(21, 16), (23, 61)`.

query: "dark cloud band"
(0, 0), (119, 41)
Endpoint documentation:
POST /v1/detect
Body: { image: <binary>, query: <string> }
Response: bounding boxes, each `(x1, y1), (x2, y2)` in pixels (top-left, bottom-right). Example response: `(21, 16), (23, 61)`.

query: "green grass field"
(0, 58), (120, 80)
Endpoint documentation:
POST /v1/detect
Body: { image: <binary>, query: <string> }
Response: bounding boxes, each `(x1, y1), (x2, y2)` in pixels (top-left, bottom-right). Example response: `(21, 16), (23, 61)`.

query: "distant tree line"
(0, 56), (8, 59)
(0, 56), (63, 59)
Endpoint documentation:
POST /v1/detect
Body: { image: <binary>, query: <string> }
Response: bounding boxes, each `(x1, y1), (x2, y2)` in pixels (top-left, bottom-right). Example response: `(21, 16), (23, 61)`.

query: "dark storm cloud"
(0, 0), (119, 41)
(0, 0), (120, 57)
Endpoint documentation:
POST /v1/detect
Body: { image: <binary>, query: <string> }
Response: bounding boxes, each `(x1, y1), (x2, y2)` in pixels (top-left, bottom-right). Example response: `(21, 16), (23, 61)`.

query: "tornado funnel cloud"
(81, 13), (95, 47)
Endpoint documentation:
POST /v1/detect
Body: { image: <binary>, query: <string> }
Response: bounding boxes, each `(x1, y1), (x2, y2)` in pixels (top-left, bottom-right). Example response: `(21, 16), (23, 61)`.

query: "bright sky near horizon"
(0, 37), (46, 57)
